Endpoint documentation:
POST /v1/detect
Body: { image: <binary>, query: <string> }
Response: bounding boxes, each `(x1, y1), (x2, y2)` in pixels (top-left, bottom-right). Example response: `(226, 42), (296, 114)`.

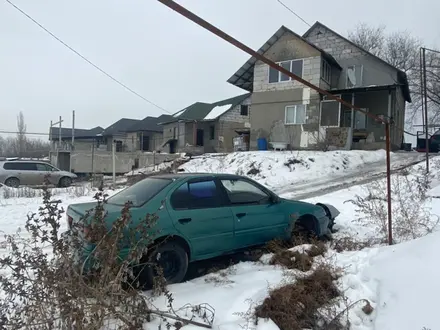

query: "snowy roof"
(204, 104), (233, 120)
(158, 93), (251, 124)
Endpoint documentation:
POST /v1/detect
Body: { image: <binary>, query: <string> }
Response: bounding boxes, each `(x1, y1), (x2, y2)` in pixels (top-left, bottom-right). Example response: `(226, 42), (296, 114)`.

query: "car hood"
(60, 170), (77, 178)
(280, 198), (326, 218)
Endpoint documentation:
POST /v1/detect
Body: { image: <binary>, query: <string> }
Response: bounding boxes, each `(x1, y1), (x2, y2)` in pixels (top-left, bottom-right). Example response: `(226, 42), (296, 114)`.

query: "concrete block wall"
(219, 96), (251, 124)
(304, 26), (399, 88)
(305, 29), (365, 60)
(70, 150), (180, 174)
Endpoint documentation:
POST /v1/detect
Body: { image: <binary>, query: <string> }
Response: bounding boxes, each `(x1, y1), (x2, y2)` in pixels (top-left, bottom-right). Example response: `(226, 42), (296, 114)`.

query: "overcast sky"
(1, 0), (439, 137)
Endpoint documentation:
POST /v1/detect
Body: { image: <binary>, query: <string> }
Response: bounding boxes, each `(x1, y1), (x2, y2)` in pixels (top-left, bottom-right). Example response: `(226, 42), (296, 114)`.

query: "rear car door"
(219, 177), (287, 249)
(8, 162), (38, 186)
(167, 177), (235, 260)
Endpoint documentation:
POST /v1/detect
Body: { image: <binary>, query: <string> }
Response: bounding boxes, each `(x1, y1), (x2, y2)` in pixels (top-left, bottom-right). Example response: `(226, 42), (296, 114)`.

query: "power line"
(276, 0), (311, 27)
(0, 130), (49, 136)
(4, 0), (171, 115)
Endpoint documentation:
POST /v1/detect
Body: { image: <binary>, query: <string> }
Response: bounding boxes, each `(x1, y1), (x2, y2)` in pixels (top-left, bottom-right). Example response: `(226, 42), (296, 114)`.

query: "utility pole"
(72, 110), (75, 148)
(112, 139), (116, 189)
(422, 47), (429, 172)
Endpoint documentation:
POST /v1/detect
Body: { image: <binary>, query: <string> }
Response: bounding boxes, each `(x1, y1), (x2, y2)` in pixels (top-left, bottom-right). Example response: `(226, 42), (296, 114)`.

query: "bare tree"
(348, 23), (440, 127)
(16, 111), (27, 157)
(348, 23), (386, 57)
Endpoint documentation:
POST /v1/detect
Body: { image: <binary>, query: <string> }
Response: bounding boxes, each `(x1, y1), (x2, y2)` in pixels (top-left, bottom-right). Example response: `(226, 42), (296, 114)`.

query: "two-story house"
(227, 22), (411, 150)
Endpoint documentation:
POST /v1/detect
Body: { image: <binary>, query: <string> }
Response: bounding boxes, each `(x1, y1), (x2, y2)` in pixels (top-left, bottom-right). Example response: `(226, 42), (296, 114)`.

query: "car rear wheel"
(59, 176), (72, 188)
(5, 177), (20, 188)
(133, 241), (189, 289)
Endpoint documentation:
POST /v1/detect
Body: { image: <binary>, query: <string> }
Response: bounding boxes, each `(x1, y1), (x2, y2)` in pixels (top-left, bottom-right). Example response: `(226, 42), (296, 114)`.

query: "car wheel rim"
(156, 251), (181, 280)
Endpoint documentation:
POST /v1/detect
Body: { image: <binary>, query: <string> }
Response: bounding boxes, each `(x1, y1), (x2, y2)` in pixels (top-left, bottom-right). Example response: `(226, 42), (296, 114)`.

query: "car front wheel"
(59, 177), (72, 188)
(134, 241), (189, 289)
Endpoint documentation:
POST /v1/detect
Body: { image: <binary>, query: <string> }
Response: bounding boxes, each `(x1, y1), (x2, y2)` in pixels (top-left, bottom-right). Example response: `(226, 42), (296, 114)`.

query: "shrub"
(346, 165), (439, 243)
(0, 185), (212, 329)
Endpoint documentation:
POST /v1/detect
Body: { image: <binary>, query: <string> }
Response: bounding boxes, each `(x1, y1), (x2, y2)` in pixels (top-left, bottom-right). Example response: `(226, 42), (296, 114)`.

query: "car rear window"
(3, 162), (37, 170)
(107, 177), (172, 207)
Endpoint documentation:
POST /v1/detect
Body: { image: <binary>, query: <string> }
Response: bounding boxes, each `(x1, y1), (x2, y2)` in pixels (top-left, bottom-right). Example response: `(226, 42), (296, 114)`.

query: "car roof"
(0, 160), (49, 163)
(153, 172), (244, 180)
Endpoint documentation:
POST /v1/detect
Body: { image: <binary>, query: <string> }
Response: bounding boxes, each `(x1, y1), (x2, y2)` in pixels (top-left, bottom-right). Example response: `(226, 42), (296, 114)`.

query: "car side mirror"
(270, 195), (280, 204)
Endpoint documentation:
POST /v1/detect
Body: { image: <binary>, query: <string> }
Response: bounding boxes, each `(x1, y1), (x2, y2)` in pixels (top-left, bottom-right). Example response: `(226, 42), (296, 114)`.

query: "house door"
(169, 140), (176, 154)
(142, 135), (150, 151)
(196, 129), (204, 146)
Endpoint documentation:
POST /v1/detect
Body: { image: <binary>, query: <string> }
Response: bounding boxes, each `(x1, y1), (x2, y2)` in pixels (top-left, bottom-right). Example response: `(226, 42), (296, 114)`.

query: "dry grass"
(255, 265), (342, 330)
(1, 185), (92, 199)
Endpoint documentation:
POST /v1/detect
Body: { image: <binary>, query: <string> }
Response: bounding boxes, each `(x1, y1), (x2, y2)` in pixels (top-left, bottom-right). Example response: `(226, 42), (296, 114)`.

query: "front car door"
(166, 177), (235, 261)
(35, 163), (57, 185)
(219, 177), (288, 249)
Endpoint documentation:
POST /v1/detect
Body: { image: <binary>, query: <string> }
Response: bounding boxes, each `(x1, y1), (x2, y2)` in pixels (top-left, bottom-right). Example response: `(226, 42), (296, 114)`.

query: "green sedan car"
(66, 173), (339, 285)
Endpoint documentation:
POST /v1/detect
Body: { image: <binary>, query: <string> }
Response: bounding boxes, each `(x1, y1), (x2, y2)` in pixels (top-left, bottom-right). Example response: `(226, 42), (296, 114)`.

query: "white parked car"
(0, 160), (77, 188)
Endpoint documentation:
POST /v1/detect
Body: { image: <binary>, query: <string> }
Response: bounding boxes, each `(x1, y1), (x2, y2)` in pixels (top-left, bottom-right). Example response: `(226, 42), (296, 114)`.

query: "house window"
(240, 105), (249, 116)
(115, 140), (123, 152)
(285, 105), (307, 125)
(322, 60), (331, 83)
(209, 125), (215, 140)
(346, 65), (363, 88)
(269, 59), (304, 83)
(320, 100), (341, 127)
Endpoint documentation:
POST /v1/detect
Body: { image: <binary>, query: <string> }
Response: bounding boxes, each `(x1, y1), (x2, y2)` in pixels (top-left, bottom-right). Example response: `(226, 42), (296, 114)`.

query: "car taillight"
(67, 215), (73, 229)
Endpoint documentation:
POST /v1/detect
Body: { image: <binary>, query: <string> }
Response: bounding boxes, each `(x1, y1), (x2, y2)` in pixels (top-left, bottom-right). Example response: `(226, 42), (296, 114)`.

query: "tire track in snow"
(278, 154), (426, 200)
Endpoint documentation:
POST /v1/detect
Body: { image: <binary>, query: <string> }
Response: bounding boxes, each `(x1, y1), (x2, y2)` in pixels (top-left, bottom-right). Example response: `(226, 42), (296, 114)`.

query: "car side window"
(36, 163), (50, 171)
(4, 162), (36, 171)
(220, 179), (270, 205)
(3, 162), (18, 170)
(171, 180), (223, 210)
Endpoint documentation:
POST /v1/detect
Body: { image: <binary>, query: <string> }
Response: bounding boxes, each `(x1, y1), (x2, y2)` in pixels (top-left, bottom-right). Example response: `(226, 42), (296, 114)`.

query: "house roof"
(303, 21), (411, 103)
(160, 93), (251, 124)
(125, 114), (174, 132)
(49, 126), (104, 140)
(227, 25), (341, 92)
(102, 118), (141, 136)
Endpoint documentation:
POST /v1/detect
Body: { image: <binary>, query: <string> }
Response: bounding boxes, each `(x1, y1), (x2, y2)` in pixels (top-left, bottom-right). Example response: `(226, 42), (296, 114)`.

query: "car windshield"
(107, 177), (172, 207)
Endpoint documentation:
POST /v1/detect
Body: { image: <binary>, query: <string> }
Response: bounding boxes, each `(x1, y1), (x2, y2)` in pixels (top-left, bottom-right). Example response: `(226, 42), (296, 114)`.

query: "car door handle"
(236, 213), (246, 218)
(178, 218), (192, 224)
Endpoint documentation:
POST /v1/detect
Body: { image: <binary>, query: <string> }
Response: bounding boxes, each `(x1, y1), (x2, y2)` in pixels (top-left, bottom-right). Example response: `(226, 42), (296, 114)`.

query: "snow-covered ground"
(1, 152), (439, 329)
(180, 150), (425, 197)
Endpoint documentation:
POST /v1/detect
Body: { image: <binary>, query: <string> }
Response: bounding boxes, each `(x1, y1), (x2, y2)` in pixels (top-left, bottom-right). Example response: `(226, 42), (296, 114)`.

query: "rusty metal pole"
(385, 122), (393, 245)
(157, 0), (395, 242)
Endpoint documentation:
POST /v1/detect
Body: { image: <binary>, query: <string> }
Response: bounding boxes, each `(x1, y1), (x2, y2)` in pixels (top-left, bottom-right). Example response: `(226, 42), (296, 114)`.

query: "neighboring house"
(160, 93), (251, 154)
(49, 126), (104, 152)
(123, 114), (173, 152)
(227, 22), (411, 150)
(101, 118), (141, 152)
(49, 126), (104, 170)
